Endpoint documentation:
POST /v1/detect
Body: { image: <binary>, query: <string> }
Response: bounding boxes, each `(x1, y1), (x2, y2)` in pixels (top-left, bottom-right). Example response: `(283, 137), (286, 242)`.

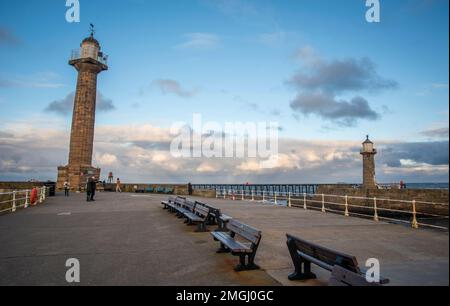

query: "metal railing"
(216, 189), (449, 230)
(0, 187), (48, 214)
(70, 49), (108, 65)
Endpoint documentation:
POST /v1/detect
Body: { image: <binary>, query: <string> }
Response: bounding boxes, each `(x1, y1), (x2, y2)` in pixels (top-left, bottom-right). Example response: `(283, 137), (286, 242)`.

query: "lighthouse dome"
(79, 34), (100, 61)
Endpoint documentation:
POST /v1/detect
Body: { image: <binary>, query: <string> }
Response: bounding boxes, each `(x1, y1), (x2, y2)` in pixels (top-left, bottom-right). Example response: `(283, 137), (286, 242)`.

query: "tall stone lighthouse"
(360, 135), (377, 189)
(57, 28), (108, 190)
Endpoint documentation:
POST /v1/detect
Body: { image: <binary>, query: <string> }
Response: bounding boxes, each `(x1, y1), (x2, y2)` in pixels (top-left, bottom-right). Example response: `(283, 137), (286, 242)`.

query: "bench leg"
(287, 238), (317, 281)
(216, 243), (230, 254)
(195, 222), (208, 232)
(234, 255), (247, 272)
(245, 253), (260, 271)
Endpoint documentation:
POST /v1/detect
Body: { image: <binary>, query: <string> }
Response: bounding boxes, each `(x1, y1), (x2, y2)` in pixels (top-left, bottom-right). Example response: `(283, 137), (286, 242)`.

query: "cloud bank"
(0, 122), (447, 183)
(288, 46), (397, 126)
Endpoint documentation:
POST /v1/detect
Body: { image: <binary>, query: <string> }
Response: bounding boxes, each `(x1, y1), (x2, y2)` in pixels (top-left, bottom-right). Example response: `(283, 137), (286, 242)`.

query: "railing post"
(411, 200), (419, 229)
(303, 193), (307, 210)
(12, 191), (17, 212)
(373, 197), (379, 222)
(288, 192), (292, 208)
(344, 195), (349, 217)
(24, 191), (29, 209)
(321, 194), (325, 213)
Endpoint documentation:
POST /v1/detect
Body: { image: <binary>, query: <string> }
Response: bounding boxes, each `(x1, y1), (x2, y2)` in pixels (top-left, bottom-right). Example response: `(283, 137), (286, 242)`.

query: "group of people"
(62, 171), (123, 203)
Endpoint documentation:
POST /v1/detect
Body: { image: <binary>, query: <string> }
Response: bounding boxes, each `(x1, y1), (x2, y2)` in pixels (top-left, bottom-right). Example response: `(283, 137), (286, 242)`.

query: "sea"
(400, 183), (449, 190)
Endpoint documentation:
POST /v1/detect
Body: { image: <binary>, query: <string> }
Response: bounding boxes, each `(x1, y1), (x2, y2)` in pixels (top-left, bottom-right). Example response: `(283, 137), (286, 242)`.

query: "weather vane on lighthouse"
(89, 23), (95, 37)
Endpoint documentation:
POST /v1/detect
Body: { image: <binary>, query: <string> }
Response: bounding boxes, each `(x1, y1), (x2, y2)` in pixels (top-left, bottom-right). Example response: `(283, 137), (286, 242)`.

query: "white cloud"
(176, 33), (220, 50)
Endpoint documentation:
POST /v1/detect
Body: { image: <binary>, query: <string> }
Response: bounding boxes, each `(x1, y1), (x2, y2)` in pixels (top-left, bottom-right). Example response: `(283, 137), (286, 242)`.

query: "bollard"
(321, 194), (326, 213)
(223, 189), (226, 200)
(303, 193), (307, 210)
(39, 188), (43, 204)
(288, 192), (292, 208)
(42, 186), (46, 201)
(274, 192), (277, 205)
(242, 190), (244, 201)
(411, 200), (419, 229)
(12, 191), (17, 212)
(344, 195), (349, 217)
(373, 197), (379, 222)
(262, 191), (265, 202)
(24, 191), (29, 209)
(251, 190), (255, 201)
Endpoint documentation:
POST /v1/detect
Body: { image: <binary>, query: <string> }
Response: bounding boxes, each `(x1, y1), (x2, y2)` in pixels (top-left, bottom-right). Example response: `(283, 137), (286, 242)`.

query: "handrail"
(0, 187), (48, 214)
(216, 189), (449, 230)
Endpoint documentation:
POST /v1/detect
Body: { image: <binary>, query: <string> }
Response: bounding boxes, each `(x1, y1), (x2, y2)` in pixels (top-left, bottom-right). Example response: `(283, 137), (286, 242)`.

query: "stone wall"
(0, 182), (45, 190)
(315, 185), (449, 216)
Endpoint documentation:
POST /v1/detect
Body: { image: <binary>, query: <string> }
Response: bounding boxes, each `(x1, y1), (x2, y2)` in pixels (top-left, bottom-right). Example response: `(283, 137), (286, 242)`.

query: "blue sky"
(0, 0), (448, 183)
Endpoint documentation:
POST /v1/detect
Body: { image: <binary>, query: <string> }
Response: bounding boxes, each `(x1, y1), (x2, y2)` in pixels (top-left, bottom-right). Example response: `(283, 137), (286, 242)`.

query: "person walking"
(116, 178), (122, 193)
(64, 181), (70, 197)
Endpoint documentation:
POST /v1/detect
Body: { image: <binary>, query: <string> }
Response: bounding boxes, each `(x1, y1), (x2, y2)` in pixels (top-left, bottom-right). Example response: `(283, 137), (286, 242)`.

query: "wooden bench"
(161, 196), (184, 211)
(194, 202), (232, 232)
(286, 234), (389, 286)
(211, 219), (262, 271)
(175, 198), (196, 219)
(183, 203), (211, 232)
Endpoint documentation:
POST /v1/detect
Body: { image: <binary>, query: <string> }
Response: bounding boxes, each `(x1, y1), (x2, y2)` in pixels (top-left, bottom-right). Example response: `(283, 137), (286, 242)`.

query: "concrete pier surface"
(0, 192), (448, 286)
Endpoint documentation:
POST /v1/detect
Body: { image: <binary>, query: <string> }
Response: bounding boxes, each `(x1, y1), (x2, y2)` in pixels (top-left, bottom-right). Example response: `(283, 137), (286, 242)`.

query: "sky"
(0, 0), (448, 184)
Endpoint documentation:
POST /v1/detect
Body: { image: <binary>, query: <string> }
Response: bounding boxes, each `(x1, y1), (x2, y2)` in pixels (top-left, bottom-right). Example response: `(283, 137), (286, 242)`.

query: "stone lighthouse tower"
(57, 27), (108, 190)
(360, 135), (377, 189)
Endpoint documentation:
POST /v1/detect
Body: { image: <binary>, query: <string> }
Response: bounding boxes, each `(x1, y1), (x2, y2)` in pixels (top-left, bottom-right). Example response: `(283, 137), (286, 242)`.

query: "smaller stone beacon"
(360, 135), (377, 189)
(57, 25), (108, 190)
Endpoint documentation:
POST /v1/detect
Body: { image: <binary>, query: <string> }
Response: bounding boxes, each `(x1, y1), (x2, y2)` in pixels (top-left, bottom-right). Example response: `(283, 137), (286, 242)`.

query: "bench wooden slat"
(227, 219), (261, 245)
(184, 212), (203, 222)
(211, 232), (253, 253)
(287, 234), (360, 274)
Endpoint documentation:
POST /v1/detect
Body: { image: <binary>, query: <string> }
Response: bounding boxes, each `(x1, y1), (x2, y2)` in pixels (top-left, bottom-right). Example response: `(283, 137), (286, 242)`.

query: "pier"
(0, 192), (448, 286)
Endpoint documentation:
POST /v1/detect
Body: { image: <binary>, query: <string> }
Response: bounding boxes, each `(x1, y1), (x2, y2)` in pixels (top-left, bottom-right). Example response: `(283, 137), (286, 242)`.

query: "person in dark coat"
(89, 177), (97, 201)
(188, 182), (193, 196)
(86, 177), (93, 202)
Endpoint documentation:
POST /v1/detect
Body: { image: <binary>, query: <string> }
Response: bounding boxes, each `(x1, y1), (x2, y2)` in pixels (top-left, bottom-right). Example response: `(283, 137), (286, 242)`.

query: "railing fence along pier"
(0, 187), (48, 214)
(215, 188), (449, 230)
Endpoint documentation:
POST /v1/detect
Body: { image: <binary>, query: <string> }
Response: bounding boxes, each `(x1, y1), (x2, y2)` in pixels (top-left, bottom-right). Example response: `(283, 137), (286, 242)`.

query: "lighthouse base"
(57, 165), (101, 191)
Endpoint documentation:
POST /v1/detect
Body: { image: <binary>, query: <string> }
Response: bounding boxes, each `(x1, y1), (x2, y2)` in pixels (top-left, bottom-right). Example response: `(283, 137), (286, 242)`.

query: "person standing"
(86, 177), (93, 202)
(188, 182), (193, 196)
(89, 177), (97, 201)
(116, 178), (122, 193)
(64, 181), (70, 197)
